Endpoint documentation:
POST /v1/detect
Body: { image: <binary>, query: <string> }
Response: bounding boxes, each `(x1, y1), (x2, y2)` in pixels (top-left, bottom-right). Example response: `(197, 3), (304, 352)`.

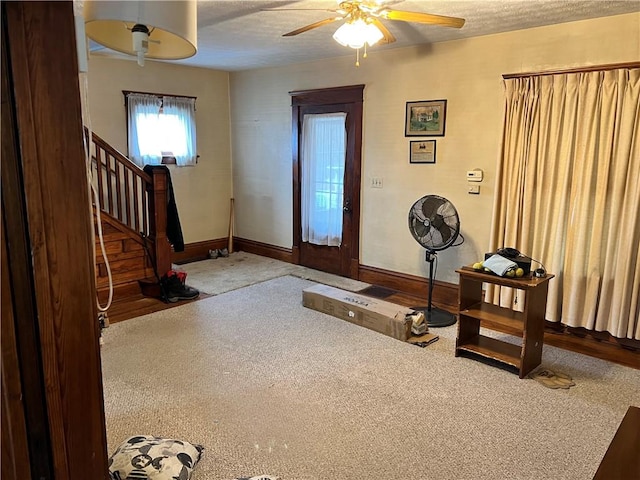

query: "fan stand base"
(411, 306), (457, 328)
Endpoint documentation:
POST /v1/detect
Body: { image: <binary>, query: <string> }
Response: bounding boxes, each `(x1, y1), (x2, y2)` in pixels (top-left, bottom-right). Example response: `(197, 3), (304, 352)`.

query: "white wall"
(229, 13), (640, 284)
(87, 56), (232, 244)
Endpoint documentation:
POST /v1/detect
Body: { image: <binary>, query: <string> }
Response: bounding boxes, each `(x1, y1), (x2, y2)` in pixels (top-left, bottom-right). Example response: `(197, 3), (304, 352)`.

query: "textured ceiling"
(88, 0), (640, 71)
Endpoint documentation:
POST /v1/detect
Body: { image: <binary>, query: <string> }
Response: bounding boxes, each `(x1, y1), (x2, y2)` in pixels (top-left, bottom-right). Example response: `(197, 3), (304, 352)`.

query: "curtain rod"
(503, 61), (640, 79)
(122, 90), (197, 101)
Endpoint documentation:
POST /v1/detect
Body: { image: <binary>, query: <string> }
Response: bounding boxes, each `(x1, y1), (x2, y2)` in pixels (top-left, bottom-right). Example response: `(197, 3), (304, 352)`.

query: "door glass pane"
(301, 113), (347, 246)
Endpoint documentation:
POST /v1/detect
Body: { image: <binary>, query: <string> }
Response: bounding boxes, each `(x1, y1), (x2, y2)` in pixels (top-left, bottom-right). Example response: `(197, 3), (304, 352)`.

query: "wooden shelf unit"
(455, 266), (554, 378)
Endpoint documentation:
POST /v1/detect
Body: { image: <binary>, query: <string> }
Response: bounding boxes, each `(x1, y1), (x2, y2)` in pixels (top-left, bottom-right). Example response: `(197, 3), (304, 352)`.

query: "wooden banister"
(90, 131), (152, 183)
(146, 168), (172, 277)
(88, 130), (154, 237)
(87, 129), (170, 279)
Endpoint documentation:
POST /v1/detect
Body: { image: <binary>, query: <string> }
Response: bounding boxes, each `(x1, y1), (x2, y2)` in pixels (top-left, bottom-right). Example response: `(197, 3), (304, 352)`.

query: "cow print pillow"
(108, 435), (204, 480)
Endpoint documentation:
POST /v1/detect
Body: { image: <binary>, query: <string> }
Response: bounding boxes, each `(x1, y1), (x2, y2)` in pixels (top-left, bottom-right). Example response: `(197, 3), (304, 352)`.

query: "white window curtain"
(162, 96), (197, 166)
(127, 93), (162, 167)
(301, 113), (347, 246)
(489, 68), (640, 340)
(127, 93), (197, 167)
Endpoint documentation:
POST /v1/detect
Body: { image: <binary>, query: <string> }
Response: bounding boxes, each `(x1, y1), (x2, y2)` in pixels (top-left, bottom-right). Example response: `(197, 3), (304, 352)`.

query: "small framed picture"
(405, 99), (447, 136)
(410, 140), (436, 164)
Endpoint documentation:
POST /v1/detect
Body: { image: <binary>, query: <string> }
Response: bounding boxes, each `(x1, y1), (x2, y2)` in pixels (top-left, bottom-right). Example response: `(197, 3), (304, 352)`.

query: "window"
(126, 92), (197, 167)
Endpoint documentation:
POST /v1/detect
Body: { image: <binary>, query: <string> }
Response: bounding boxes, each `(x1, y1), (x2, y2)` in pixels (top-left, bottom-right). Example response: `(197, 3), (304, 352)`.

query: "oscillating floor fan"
(408, 194), (460, 327)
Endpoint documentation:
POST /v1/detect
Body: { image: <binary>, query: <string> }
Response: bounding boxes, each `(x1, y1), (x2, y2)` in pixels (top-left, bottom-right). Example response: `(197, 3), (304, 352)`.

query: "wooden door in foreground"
(291, 85), (363, 278)
(2, 2), (109, 478)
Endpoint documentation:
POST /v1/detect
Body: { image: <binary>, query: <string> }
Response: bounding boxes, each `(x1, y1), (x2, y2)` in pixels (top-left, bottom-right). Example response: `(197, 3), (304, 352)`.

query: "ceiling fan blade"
(283, 17), (343, 37)
(261, 8), (338, 13)
(382, 9), (465, 28)
(370, 18), (396, 44)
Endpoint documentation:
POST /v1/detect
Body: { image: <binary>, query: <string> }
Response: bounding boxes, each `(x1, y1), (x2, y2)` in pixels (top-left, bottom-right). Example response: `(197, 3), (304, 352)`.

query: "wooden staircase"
(94, 212), (156, 304)
(89, 130), (173, 317)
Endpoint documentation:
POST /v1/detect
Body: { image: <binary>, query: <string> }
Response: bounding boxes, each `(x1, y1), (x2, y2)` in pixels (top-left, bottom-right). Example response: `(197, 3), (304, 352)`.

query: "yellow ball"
(472, 262), (483, 270)
(515, 268), (524, 277)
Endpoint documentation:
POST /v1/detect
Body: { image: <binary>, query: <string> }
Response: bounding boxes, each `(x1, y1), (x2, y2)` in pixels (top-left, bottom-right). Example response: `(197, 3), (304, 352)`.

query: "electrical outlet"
(371, 177), (383, 188)
(468, 184), (480, 194)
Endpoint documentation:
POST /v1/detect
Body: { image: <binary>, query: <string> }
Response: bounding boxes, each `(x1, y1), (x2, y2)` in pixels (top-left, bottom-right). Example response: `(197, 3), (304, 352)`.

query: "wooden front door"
(291, 85), (364, 278)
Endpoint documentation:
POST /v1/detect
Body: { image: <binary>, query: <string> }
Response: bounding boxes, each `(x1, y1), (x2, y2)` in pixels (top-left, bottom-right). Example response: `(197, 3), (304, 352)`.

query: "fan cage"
(408, 194), (460, 251)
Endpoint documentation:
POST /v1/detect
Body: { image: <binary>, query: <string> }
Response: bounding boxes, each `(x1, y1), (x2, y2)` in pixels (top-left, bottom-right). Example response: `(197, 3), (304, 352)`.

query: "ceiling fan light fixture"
(364, 21), (384, 46)
(333, 18), (383, 49)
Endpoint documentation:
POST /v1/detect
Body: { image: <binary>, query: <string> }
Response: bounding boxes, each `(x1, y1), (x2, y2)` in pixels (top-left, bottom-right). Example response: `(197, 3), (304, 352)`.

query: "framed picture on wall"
(409, 140), (436, 164)
(405, 99), (447, 136)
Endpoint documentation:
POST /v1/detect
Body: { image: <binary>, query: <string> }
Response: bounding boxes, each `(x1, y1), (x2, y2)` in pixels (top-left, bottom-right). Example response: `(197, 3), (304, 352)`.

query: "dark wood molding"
(1, 228), (33, 480)
(234, 237), (294, 263)
(3, 2), (109, 477)
(172, 238), (228, 264)
(185, 236), (638, 368)
(291, 103), (301, 257)
(593, 406), (640, 479)
(1, 17), (40, 476)
(292, 245), (300, 264)
(289, 84), (365, 105)
(290, 85), (364, 279)
(503, 62), (640, 79)
(359, 264), (459, 311)
(540, 324), (639, 370)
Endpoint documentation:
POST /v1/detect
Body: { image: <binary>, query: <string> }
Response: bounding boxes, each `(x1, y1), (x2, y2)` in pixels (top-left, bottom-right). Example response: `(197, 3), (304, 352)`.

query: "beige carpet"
(178, 251), (370, 295)
(101, 275), (640, 480)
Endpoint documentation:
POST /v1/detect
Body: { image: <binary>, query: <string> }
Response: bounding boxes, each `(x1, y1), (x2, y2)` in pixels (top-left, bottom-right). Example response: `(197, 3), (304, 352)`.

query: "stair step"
(95, 241), (147, 264)
(97, 279), (140, 304)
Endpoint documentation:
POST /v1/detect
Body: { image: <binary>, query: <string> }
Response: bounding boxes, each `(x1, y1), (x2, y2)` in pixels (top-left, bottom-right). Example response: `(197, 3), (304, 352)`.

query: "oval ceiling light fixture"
(84, 1), (197, 67)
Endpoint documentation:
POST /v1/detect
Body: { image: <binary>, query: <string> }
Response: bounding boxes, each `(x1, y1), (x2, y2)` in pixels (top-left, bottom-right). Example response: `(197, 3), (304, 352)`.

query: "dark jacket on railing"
(143, 165), (185, 252)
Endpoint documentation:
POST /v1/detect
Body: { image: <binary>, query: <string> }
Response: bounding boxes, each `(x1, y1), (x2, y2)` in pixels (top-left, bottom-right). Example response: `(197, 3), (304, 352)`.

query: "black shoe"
(162, 275), (200, 303)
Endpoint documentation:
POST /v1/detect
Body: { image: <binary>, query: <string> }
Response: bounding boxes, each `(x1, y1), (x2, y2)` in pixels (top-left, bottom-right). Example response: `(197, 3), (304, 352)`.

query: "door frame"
(290, 84), (364, 279)
(2, 2), (109, 477)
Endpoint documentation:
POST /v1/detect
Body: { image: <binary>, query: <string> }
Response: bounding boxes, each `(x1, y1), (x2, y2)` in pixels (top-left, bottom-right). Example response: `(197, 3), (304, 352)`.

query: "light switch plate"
(467, 169), (484, 182)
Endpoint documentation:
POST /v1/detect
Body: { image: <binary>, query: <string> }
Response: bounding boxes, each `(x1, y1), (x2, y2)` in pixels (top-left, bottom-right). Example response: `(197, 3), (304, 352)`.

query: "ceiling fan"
(263, 1), (465, 65)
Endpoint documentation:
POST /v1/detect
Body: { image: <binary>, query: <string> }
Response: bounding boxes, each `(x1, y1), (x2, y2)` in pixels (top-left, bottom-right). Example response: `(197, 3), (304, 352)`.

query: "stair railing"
(88, 130), (172, 277)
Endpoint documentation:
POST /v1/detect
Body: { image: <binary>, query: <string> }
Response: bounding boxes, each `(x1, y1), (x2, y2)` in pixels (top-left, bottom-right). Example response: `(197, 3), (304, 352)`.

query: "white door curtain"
(301, 112), (347, 247)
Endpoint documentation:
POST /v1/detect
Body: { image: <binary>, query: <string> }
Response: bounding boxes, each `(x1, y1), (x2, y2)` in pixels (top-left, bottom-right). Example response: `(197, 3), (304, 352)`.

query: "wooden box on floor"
(303, 284), (416, 341)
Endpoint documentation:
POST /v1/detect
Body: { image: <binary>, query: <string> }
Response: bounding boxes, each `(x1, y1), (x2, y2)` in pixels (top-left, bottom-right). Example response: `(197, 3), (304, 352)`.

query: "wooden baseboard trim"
(234, 237), (294, 263)
(174, 239), (638, 368)
(358, 264), (458, 311)
(172, 238), (228, 264)
(541, 323), (639, 369)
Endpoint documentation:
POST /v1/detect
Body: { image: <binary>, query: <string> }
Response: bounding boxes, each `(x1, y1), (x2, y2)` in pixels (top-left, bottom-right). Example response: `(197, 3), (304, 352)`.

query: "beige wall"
(229, 13), (640, 284)
(87, 56), (231, 244)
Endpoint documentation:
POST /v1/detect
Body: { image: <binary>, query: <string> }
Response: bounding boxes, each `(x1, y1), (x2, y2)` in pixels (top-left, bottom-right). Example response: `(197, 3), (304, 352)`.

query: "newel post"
(147, 167), (172, 277)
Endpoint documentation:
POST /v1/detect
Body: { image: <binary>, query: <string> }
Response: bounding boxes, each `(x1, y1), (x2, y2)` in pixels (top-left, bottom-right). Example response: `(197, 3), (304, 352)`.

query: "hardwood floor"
(104, 292), (211, 325)
(106, 266), (638, 370)
(360, 286), (640, 370)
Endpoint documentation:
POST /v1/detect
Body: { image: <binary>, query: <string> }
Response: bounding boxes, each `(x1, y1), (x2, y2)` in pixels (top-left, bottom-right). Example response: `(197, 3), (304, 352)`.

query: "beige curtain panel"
(489, 68), (640, 340)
